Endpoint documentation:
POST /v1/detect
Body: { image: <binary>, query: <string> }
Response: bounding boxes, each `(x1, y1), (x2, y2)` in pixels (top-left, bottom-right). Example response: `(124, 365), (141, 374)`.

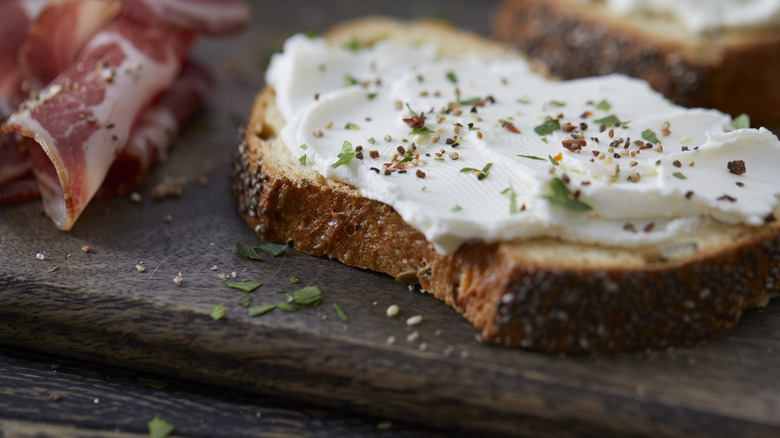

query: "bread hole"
(345, 223), (361, 236)
(256, 121), (277, 140)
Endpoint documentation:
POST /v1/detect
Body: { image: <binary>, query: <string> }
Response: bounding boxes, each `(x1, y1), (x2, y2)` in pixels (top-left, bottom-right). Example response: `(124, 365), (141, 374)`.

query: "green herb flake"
(673, 172), (687, 180)
(452, 205), (462, 212)
(501, 186), (519, 214)
(445, 71), (457, 84)
(277, 302), (299, 312)
(460, 167), (480, 173)
(547, 100), (566, 108)
(367, 92), (378, 100)
(593, 114), (621, 126)
(210, 303), (227, 321)
(249, 304), (277, 317)
(732, 113), (751, 130)
(257, 243), (288, 257)
(548, 155), (559, 166)
(516, 98), (531, 105)
(642, 129), (659, 144)
(344, 122), (359, 130)
(458, 96), (482, 106)
(148, 416), (175, 438)
(138, 378), (169, 390)
(299, 144), (307, 149)
(517, 154), (546, 161)
(237, 293), (252, 308)
(482, 162), (493, 177)
(304, 30), (317, 39)
(235, 242), (262, 261)
(595, 99), (611, 111)
(299, 154), (307, 165)
(332, 140), (356, 168)
(543, 178), (592, 211)
(541, 137), (548, 144)
(293, 286), (323, 307)
(434, 157), (445, 162)
(343, 74), (360, 86)
(367, 137), (376, 144)
(344, 38), (360, 51)
(289, 276), (300, 284)
(334, 303), (349, 322)
(534, 119), (561, 136)
(227, 280), (264, 293)
(409, 127), (435, 135)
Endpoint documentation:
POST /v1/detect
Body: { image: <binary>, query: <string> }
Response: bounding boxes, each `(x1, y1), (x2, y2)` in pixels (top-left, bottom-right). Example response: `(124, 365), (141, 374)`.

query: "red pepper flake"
(592, 150), (600, 157)
(673, 160), (682, 168)
(727, 160), (746, 175)
(48, 394), (62, 402)
(505, 122), (521, 134)
(403, 115), (426, 130)
(562, 139), (586, 152)
(369, 150), (380, 159)
(718, 194), (737, 202)
(562, 122), (577, 133)
(608, 128), (614, 138)
(416, 169), (426, 179)
(643, 222), (655, 233)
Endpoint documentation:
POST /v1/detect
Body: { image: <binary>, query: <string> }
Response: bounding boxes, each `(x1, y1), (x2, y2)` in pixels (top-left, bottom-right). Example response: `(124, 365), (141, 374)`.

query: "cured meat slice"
(0, 0), (46, 117)
(98, 61), (213, 197)
(121, 0), (250, 36)
(2, 16), (195, 230)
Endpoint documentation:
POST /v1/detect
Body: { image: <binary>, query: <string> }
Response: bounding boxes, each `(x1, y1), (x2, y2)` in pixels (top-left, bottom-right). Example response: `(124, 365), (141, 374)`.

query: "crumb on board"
(81, 245), (90, 253)
(129, 192), (142, 203)
(173, 272), (183, 286)
(219, 273), (227, 282)
(198, 175), (210, 186)
(152, 177), (186, 199)
(376, 421), (393, 431)
(136, 264), (146, 273)
(386, 304), (400, 317)
(406, 315), (423, 326)
(163, 214), (173, 224)
(386, 335), (396, 345)
(406, 331), (420, 342)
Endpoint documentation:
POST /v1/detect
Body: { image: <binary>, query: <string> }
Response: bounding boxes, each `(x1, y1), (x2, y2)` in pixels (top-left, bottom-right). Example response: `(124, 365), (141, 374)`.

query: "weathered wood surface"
(1, 1), (780, 437)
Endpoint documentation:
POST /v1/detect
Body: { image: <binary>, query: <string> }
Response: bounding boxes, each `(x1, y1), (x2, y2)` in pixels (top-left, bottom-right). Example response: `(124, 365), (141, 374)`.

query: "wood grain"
(1, 1), (780, 437)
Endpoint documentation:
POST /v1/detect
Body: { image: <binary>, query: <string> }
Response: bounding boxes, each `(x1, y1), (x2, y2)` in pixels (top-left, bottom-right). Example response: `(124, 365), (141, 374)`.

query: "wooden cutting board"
(2, 2), (779, 436)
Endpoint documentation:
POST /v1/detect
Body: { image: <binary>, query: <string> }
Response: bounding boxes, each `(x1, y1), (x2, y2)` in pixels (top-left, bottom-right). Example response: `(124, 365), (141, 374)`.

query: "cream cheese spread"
(267, 34), (780, 254)
(579, 0), (780, 34)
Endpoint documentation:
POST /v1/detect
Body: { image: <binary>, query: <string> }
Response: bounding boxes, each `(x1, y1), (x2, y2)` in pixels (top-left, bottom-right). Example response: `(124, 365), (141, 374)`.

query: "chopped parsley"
(235, 242), (263, 260)
(299, 144), (307, 149)
(458, 96), (482, 106)
(248, 304), (276, 317)
(257, 243), (288, 257)
(367, 92), (378, 100)
(546, 100), (566, 108)
(460, 162), (492, 179)
(731, 113), (750, 130)
(344, 38), (360, 51)
(517, 154), (546, 161)
(543, 178), (592, 211)
(445, 71), (457, 84)
(344, 122), (359, 130)
(409, 127), (435, 135)
(343, 74), (360, 86)
(534, 119), (561, 136)
(148, 417), (175, 438)
(452, 205), (462, 212)
(227, 280), (263, 293)
(299, 154), (307, 165)
(593, 114), (622, 126)
(548, 154), (559, 166)
(332, 140), (356, 168)
(293, 286), (323, 306)
(278, 302), (299, 312)
(333, 303), (349, 322)
(237, 293), (252, 308)
(210, 303), (227, 321)
(289, 276), (300, 284)
(673, 172), (687, 180)
(595, 99), (611, 111)
(501, 186), (519, 214)
(642, 129), (659, 144)
(516, 98), (531, 105)
(367, 137), (376, 145)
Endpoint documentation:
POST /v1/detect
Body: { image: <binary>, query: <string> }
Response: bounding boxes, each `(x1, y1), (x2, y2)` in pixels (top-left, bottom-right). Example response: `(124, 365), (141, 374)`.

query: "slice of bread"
(494, 0), (780, 127)
(232, 17), (780, 351)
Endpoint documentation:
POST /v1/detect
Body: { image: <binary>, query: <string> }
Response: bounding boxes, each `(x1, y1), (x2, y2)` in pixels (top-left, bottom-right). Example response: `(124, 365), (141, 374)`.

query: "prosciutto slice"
(3, 16), (195, 229)
(0, 0), (46, 118)
(121, 0), (251, 36)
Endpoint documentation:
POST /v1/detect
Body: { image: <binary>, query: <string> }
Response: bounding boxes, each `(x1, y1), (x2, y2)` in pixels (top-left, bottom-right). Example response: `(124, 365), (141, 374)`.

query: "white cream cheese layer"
(580, 0), (780, 34)
(267, 34), (780, 254)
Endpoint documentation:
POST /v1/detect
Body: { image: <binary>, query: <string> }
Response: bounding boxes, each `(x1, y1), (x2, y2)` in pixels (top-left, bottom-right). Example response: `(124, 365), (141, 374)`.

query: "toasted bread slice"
(494, 0), (780, 127)
(232, 17), (780, 351)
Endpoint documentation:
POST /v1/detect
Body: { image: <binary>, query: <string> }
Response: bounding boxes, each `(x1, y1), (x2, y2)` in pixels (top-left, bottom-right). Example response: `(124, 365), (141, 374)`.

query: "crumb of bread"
(376, 421), (393, 431)
(386, 335), (396, 345)
(406, 331), (420, 342)
(135, 264), (146, 273)
(129, 192), (142, 203)
(219, 273), (227, 282)
(386, 304), (400, 317)
(198, 175), (210, 186)
(163, 214), (172, 223)
(406, 314), (423, 326)
(36, 253), (45, 260)
(210, 265), (218, 271)
(152, 177), (186, 199)
(419, 342), (428, 351)
(173, 272), (183, 286)
(81, 245), (90, 253)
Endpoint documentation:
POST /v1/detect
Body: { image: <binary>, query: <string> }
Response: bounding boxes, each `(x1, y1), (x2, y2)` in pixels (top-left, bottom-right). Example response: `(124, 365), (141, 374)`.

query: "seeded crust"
(493, 0), (780, 127)
(232, 17), (780, 351)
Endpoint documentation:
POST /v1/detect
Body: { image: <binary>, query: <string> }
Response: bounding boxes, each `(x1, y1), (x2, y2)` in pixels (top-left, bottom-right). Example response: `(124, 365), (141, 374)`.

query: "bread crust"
(233, 17), (780, 351)
(494, 0), (780, 126)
